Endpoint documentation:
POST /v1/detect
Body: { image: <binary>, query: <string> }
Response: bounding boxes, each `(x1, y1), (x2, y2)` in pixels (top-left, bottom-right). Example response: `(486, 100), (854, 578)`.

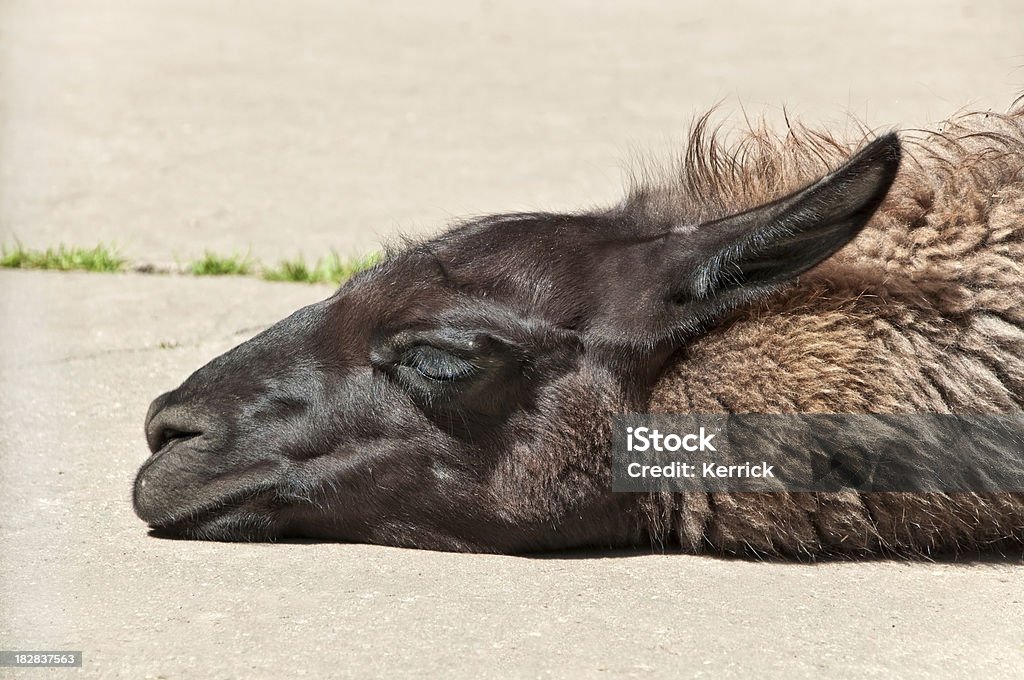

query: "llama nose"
(145, 390), (205, 454)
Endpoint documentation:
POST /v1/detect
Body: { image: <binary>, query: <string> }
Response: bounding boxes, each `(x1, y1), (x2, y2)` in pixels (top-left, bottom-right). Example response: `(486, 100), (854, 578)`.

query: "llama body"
(642, 111), (1024, 556)
(134, 103), (1024, 558)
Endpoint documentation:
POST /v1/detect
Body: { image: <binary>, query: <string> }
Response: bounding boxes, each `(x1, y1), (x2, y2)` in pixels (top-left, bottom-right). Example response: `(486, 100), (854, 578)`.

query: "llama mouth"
(145, 487), (279, 541)
(134, 425), (287, 530)
(134, 445), (284, 536)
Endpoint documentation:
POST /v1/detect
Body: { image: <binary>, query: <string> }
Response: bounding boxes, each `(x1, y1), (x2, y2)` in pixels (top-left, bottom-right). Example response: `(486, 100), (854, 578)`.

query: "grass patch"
(1, 241), (381, 285)
(0, 243), (126, 272)
(188, 250), (253, 276)
(263, 251), (381, 284)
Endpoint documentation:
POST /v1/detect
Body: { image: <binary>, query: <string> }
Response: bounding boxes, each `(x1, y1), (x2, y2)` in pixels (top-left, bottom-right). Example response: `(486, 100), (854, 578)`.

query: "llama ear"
(682, 133), (901, 302)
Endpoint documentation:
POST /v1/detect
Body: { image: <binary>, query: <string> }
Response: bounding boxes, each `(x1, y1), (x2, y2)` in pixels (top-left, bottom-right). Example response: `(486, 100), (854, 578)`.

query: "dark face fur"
(134, 135), (901, 552)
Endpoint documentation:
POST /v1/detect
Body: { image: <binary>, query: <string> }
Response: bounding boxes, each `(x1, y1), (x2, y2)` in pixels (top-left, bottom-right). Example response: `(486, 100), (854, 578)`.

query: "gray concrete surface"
(1, 271), (1022, 679)
(2, 0), (1024, 677)
(1, 0), (1022, 263)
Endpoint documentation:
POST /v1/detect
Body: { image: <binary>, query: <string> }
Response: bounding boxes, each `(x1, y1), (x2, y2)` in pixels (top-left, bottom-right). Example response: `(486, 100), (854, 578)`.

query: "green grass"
(1, 241), (381, 285)
(0, 243), (126, 272)
(262, 251), (381, 284)
(188, 250), (253, 276)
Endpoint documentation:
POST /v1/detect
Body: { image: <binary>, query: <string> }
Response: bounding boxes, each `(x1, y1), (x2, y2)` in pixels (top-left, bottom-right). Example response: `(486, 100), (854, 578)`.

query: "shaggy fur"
(645, 104), (1024, 558)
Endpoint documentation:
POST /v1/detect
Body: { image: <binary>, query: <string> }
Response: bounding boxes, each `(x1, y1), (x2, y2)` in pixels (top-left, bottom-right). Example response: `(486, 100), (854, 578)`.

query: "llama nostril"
(144, 391), (203, 454)
(152, 427), (200, 453)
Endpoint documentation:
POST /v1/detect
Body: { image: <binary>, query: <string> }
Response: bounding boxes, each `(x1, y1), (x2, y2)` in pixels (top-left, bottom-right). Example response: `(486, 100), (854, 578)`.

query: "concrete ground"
(2, 270), (1022, 679)
(1, 1), (1023, 678)
(2, 0), (1023, 263)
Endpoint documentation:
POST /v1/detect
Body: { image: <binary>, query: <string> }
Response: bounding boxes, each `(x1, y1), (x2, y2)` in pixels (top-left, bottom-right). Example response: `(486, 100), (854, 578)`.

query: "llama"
(134, 102), (1024, 558)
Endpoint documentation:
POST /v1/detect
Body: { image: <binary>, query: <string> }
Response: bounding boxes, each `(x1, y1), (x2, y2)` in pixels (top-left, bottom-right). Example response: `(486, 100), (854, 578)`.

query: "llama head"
(133, 134), (901, 551)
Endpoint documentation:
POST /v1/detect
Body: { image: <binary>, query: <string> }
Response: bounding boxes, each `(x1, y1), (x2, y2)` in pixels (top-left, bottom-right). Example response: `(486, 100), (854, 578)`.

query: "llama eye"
(399, 345), (476, 382)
